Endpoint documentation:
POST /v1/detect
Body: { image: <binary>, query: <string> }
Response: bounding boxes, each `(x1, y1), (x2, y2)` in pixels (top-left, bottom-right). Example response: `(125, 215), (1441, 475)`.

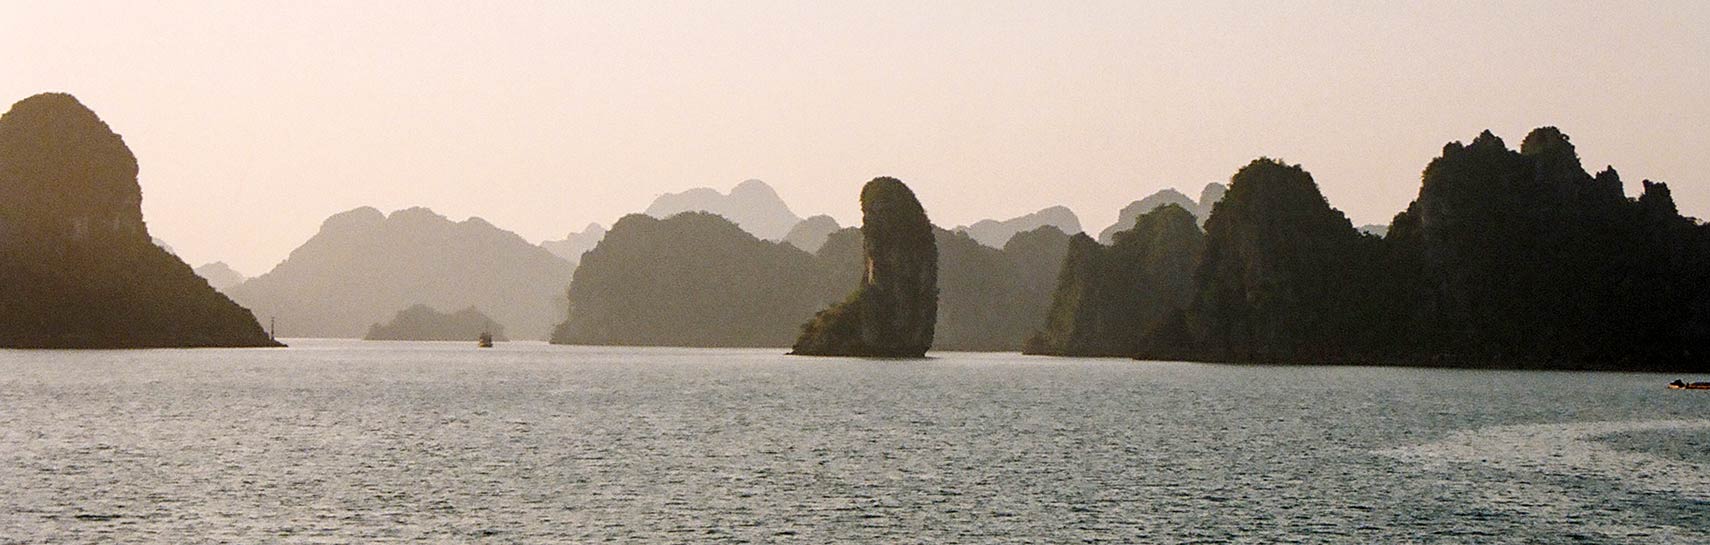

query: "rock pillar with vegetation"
(791, 177), (938, 357)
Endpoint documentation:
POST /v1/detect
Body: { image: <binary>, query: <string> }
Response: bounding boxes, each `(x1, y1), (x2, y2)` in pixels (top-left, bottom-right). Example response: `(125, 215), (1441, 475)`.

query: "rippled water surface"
(2, 340), (1707, 543)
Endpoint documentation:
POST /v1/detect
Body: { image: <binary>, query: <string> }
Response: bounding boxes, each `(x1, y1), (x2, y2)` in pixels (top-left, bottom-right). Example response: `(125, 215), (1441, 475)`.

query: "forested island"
(0, 93), (279, 348)
(1034, 129), (1708, 371)
(365, 304), (508, 342)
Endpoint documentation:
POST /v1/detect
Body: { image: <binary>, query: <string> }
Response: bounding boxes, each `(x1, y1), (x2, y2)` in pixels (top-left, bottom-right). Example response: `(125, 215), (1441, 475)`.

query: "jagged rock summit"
(791, 177), (938, 357)
(644, 179), (803, 240)
(0, 93), (278, 348)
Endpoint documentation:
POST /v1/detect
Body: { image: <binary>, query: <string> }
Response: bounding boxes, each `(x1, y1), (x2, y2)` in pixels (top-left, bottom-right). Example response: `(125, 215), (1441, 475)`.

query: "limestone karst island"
(0, 93), (277, 348)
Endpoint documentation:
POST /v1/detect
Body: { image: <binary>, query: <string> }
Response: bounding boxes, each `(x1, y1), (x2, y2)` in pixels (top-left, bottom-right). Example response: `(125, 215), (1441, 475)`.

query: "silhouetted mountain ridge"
(0, 92), (277, 348)
(227, 206), (573, 340)
(645, 179), (802, 240)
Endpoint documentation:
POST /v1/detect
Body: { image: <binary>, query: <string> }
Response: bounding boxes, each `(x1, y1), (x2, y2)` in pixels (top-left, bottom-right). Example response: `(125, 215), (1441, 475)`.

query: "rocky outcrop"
(226, 207), (573, 340)
(644, 179), (802, 240)
(954, 205), (1083, 248)
(783, 214), (841, 252)
(792, 178), (938, 357)
(0, 93), (278, 348)
(365, 304), (508, 342)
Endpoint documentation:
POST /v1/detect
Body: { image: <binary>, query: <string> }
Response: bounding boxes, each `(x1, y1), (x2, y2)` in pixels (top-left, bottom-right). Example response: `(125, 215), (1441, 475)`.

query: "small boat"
(477, 331), (494, 348)
(1667, 379), (1709, 390)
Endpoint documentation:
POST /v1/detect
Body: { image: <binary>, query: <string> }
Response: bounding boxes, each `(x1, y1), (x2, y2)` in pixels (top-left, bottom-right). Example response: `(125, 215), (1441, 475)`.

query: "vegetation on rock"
(792, 178), (939, 357)
(0, 93), (278, 348)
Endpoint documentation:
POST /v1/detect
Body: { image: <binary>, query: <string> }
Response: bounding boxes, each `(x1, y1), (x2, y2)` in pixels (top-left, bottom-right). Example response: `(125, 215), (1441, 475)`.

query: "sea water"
(2, 339), (1705, 543)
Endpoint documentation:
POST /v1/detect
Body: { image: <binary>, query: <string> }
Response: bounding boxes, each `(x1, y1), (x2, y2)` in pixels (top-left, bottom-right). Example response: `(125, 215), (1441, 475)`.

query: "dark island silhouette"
(0, 93), (278, 348)
(1036, 128), (1709, 371)
(365, 304), (508, 342)
(551, 211), (842, 347)
(226, 207), (573, 340)
(792, 178), (939, 357)
(1026, 203), (1203, 356)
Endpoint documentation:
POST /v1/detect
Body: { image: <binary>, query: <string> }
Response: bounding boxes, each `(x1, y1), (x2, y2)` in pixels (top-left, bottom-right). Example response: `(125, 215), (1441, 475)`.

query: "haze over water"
(3, 341), (1706, 543)
(5, 2), (1707, 273)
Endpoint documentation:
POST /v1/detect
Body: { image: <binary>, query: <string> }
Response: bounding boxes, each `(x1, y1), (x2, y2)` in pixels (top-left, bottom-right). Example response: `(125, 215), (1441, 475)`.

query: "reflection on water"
(2, 339), (1705, 543)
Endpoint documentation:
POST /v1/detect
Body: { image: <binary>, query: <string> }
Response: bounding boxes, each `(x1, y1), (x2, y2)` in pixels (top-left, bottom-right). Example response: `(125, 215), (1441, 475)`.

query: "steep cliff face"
(1175, 158), (1383, 361)
(1028, 204), (1203, 356)
(0, 93), (278, 348)
(792, 178), (938, 357)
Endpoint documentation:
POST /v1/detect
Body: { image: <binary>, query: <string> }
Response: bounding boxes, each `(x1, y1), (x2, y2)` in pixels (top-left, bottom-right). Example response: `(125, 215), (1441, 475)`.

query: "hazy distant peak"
(643, 179), (802, 240)
(731, 178), (782, 198)
(194, 261), (248, 291)
(321, 206), (385, 232)
(387, 206), (448, 223)
(1098, 185), (1226, 243)
(460, 216), (497, 230)
(541, 221), (610, 266)
(954, 206), (1084, 248)
(782, 214), (841, 252)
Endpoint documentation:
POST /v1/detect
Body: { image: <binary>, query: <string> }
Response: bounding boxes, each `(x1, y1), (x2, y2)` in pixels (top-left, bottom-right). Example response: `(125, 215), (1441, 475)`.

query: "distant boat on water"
(478, 331), (494, 348)
(1666, 379), (1708, 390)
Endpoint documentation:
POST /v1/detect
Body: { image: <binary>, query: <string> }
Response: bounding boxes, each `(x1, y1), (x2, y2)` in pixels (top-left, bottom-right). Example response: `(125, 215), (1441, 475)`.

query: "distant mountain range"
(952, 205), (1083, 248)
(644, 179), (802, 240)
(226, 207), (573, 340)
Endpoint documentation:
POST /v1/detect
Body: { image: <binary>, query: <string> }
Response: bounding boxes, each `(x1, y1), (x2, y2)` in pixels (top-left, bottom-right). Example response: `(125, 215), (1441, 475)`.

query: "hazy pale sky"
(3, 1), (1706, 274)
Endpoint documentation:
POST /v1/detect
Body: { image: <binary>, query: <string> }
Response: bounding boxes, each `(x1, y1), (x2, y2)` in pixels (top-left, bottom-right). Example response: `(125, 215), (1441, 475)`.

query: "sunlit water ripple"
(2, 339), (1706, 543)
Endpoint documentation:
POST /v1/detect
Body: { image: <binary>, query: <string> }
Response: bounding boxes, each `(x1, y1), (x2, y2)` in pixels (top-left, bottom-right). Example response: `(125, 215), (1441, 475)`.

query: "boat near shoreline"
(1667, 379), (1709, 390)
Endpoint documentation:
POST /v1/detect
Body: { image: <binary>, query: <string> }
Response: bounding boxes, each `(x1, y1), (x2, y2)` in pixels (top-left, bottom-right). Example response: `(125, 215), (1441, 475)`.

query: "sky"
(3, 1), (1707, 274)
